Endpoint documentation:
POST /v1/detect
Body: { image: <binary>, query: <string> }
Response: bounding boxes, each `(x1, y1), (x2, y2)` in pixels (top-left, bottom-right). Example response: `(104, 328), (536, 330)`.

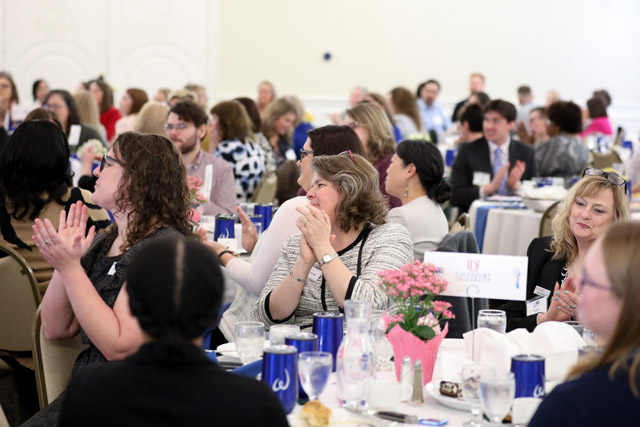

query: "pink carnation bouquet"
(187, 176), (208, 223)
(377, 260), (454, 341)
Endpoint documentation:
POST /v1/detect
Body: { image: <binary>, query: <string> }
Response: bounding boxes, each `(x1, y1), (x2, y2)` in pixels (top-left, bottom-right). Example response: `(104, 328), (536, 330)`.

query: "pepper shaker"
(410, 359), (424, 405)
(400, 356), (412, 392)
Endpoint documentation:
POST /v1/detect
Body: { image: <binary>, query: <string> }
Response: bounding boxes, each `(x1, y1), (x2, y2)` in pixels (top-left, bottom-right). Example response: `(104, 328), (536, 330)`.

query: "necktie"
(493, 147), (508, 195)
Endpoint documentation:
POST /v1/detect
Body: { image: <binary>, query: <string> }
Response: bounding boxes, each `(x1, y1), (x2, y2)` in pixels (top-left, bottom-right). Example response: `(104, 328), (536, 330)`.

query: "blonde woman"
(344, 102), (400, 208)
(502, 170), (630, 331)
(74, 91), (106, 141)
(389, 87), (422, 139)
(260, 98), (297, 170)
(529, 221), (640, 426)
(134, 101), (170, 136)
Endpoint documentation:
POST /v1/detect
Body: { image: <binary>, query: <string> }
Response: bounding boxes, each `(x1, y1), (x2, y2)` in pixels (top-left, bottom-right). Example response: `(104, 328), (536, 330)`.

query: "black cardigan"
(501, 236), (565, 332)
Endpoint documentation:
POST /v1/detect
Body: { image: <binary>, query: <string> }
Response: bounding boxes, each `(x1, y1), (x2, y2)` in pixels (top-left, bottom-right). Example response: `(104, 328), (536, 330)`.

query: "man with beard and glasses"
(166, 101), (236, 215)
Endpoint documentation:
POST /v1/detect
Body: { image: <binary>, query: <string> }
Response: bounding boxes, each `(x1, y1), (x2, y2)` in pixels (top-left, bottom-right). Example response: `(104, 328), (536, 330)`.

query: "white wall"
(1, 0), (639, 136)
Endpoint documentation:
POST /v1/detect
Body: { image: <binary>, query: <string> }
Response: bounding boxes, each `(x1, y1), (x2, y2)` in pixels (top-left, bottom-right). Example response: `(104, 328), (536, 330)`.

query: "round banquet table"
(469, 200), (544, 257)
(286, 338), (472, 427)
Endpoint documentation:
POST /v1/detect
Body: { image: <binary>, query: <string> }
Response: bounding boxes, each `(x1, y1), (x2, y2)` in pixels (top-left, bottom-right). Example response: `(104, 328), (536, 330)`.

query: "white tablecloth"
(287, 339), (470, 426)
(469, 200), (544, 257)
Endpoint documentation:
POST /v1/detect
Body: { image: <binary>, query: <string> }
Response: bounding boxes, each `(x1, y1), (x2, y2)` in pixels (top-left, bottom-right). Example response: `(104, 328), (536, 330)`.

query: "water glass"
(298, 351), (333, 401)
(582, 326), (597, 346)
(477, 309), (507, 333)
(479, 372), (516, 425)
(235, 321), (265, 364)
(269, 324), (300, 346)
(369, 310), (394, 371)
(563, 320), (585, 337)
(461, 364), (495, 427)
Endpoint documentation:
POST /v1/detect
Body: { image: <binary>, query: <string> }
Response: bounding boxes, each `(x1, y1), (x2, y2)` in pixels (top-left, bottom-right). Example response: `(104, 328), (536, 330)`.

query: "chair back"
(450, 212), (470, 234)
(0, 243), (41, 352)
(590, 150), (622, 170)
(539, 200), (561, 238)
(32, 306), (88, 409)
(251, 170), (278, 204)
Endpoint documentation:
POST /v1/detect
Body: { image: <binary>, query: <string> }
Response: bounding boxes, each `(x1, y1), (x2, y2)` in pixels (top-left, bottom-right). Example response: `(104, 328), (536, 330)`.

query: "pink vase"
(387, 322), (448, 385)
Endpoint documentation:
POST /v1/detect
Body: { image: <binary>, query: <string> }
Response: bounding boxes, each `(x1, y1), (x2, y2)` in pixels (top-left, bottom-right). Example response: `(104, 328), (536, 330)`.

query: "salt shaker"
(410, 359), (424, 405)
(400, 356), (412, 389)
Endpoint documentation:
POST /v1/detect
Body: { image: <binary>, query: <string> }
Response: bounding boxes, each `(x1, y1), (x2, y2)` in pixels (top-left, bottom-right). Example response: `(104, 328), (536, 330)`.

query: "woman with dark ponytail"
(59, 237), (288, 426)
(385, 139), (450, 259)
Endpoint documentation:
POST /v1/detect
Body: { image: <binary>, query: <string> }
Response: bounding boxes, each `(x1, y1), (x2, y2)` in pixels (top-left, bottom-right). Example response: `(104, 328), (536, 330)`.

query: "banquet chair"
(32, 306), (88, 409)
(449, 213), (470, 234)
(0, 243), (41, 362)
(251, 170), (278, 204)
(590, 150), (622, 170)
(538, 200), (561, 238)
(0, 403), (9, 427)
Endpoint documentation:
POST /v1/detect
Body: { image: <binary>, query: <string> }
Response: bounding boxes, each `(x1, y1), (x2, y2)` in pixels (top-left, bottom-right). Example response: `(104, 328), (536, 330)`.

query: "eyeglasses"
(300, 149), (314, 160)
(164, 123), (194, 132)
(99, 155), (125, 172)
(346, 121), (359, 129)
(578, 270), (612, 293)
(338, 150), (354, 161)
(45, 103), (65, 111)
(582, 167), (627, 194)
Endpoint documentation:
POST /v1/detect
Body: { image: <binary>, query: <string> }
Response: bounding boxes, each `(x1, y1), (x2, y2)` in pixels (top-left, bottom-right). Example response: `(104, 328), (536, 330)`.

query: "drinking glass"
(298, 351), (333, 401)
(479, 372), (516, 426)
(235, 321), (265, 364)
(461, 364), (495, 427)
(269, 324), (300, 346)
(563, 320), (584, 337)
(477, 309), (507, 333)
(582, 326), (597, 346)
(369, 310), (394, 371)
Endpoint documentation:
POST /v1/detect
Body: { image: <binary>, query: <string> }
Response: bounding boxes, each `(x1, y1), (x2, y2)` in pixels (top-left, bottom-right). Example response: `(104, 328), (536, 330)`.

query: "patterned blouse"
(215, 139), (266, 203)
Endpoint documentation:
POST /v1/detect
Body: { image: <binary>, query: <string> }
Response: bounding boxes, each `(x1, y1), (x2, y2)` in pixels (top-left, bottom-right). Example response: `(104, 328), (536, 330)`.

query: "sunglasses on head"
(99, 155), (125, 172)
(582, 168), (627, 194)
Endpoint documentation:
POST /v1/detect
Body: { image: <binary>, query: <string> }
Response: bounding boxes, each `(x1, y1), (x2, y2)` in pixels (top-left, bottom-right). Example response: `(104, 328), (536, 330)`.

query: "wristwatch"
(318, 252), (339, 266)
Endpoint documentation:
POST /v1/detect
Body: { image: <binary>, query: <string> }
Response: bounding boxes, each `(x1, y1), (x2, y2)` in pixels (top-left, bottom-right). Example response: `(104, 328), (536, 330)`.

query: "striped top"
(253, 222), (413, 330)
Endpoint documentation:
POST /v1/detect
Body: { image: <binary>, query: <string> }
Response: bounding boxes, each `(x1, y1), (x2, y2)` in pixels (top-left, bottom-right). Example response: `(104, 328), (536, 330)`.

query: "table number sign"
(424, 252), (527, 301)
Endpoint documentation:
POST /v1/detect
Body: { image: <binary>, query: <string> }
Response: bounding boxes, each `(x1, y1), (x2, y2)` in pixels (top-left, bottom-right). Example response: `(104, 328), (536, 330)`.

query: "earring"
(403, 182), (408, 198)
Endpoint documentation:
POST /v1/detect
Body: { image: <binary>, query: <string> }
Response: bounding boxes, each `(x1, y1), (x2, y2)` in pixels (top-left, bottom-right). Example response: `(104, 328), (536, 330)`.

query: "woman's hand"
(237, 206), (258, 252)
(80, 145), (97, 176)
(538, 278), (579, 323)
(32, 201), (95, 275)
(296, 205), (334, 258)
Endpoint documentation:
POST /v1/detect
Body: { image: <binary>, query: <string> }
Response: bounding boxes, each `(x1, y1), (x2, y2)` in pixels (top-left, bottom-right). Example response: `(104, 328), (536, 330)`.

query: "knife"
(375, 410), (448, 426)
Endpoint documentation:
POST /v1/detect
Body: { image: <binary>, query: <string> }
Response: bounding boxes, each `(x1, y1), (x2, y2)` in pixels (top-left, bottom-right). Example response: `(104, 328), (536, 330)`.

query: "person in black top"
(59, 236), (289, 427)
(529, 222), (640, 426)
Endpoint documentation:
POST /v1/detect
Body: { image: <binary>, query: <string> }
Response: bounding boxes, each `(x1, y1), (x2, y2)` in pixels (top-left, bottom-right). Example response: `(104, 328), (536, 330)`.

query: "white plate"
(425, 381), (469, 411)
(216, 341), (270, 357)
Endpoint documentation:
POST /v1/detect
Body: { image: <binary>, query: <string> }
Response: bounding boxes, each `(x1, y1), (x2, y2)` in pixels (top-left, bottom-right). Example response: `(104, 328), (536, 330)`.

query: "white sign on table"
(424, 252), (527, 301)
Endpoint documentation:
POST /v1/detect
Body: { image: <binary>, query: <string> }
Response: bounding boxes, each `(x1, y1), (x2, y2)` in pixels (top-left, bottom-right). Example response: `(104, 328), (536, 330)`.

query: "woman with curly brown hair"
(254, 153), (412, 329)
(25, 131), (196, 426)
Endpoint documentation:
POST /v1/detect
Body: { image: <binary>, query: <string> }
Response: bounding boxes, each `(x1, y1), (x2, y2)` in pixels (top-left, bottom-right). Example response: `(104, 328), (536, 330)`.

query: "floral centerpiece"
(76, 138), (108, 157)
(187, 175), (208, 223)
(377, 260), (454, 385)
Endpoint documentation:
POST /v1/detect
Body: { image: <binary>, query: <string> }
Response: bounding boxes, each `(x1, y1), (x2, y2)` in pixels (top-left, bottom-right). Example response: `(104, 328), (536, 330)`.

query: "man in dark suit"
(450, 99), (538, 212)
(451, 72), (485, 122)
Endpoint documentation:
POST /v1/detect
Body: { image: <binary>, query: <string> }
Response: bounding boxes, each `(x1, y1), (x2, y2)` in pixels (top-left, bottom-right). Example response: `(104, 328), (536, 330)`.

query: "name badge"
(533, 285), (551, 299)
(108, 262), (117, 276)
(526, 296), (547, 316)
(308, 267), (322, 281)
(473, 172), (491, 186)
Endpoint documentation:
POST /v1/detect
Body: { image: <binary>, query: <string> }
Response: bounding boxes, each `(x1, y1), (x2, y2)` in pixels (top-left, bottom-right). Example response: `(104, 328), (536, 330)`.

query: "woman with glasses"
(254, 154), (412, 329)
(24, 132), (197, 426)
(535, 101), (587, 178)
(0, 120), (109, 296)
(42, 89), (107, 154)
(344, 102), (401, 208)
(529, 221), (640, 426)
(501, 170), (630, 332)
(207, 125), (365, 345)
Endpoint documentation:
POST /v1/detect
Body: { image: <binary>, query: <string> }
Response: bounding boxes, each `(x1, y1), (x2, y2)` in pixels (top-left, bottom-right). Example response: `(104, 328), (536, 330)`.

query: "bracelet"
(289, 271), (304, 282)
(218, 250), (235, 260)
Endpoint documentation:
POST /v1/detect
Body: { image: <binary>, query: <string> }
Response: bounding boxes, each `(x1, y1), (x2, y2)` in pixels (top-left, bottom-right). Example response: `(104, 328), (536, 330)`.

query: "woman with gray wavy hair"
(254, 153), (412, 329)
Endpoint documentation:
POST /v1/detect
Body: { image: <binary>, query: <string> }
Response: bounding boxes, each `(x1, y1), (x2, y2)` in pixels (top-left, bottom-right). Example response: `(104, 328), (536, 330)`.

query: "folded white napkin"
(459, 322), (585, 381)
(521, 186), (567, 200)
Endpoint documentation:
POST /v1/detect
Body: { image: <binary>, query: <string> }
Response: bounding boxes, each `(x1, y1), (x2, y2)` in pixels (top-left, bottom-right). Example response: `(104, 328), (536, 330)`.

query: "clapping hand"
(237, 206), (258, 253)
(507, 160), (526, 191)
(32, 201), (96, 274)
(541, 277), (579, 323)
(296, 205), (334, 265)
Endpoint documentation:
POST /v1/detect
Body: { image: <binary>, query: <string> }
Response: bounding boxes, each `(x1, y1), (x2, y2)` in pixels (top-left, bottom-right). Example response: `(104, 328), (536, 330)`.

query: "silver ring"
(569, 304), (577, 309)
(45, 240), (53, 246)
